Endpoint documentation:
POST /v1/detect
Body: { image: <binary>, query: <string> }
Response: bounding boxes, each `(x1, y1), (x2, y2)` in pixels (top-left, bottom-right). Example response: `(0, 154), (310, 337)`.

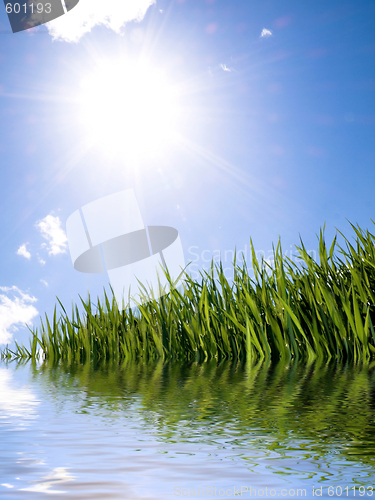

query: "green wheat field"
(3, 222), (375, 364)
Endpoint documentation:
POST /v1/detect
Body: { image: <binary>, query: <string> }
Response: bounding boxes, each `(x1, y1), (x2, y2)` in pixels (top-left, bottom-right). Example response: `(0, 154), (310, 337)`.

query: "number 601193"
(6, 3), (52, 14)
(4, 0), (80, 33)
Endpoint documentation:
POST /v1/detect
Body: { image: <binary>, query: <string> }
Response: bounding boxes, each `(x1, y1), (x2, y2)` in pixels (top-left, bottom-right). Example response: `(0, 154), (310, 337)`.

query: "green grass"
(3, 221), (375, 364)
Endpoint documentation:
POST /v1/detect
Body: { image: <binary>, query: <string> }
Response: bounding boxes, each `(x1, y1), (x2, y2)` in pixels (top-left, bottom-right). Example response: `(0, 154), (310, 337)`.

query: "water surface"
(1, 359), (375, 499)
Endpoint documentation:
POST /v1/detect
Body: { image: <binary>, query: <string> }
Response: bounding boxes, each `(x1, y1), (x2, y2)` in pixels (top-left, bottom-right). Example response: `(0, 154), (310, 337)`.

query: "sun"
(77, 60), (180, 159)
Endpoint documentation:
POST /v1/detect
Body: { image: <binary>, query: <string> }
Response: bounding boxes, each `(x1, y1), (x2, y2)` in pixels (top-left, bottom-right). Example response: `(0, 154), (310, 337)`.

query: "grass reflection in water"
(30, 357), (375, 476)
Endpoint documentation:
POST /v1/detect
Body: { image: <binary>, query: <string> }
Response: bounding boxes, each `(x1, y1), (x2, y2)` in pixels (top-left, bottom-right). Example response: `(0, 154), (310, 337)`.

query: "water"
(1, 359), (375, 499)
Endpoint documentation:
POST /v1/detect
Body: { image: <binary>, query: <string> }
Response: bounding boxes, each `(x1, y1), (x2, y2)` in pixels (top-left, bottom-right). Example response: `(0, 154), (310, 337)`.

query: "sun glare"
(78, 61), (179, 158)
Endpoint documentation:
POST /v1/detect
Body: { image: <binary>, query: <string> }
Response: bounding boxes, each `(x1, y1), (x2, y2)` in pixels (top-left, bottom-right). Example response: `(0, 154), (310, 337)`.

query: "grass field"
(2, 222), (375, 364)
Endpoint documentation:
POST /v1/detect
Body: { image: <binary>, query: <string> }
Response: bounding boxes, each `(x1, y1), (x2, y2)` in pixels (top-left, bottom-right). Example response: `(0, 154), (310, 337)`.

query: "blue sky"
(0, 0), (374, 348)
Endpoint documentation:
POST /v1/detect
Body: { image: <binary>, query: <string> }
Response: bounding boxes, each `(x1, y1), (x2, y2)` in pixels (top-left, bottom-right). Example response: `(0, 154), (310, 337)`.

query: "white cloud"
(47, 0), (156, 43)
(40, 279), (49, 287)
(220, 63), (232, 72)
(17, 244), (31, 260)
(36, 215), (68, 256)
(0, 286), (38, 346)
(260, 28), (273, 38)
